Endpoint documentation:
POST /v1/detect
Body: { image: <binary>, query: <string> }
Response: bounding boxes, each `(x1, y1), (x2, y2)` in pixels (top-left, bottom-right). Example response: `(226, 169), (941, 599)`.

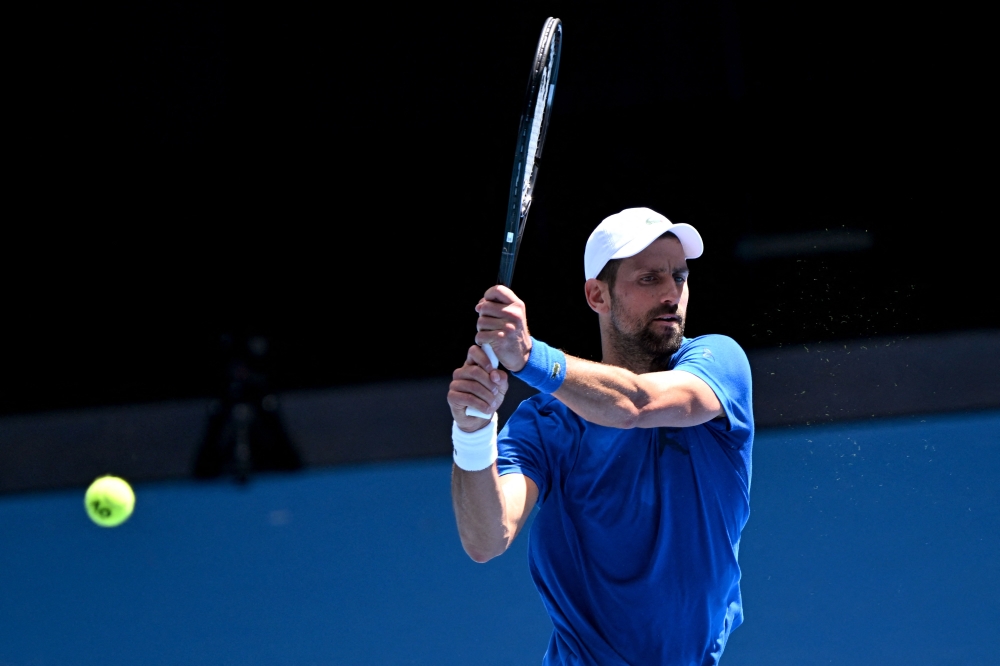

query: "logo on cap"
(646, 216), (664, 225)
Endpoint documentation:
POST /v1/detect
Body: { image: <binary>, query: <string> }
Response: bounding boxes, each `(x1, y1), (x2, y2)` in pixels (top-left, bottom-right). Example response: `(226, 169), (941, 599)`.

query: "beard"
(608, 296), (686, 371)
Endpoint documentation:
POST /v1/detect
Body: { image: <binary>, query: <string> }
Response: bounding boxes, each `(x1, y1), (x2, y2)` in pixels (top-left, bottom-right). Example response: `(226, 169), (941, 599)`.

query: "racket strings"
(522, 65), (550, 213)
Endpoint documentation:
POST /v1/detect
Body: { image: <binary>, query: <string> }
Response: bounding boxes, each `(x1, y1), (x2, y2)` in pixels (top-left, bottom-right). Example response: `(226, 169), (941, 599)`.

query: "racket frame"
(496, 17), (562, 289)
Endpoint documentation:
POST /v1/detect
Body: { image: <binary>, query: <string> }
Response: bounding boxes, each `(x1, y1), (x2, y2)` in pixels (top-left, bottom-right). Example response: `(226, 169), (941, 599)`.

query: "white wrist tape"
(452, 413), (498, 471)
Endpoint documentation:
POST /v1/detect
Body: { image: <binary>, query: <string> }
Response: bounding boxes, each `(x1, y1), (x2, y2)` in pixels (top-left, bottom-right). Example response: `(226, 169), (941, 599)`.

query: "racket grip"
(465, 406), (493, 419)
(480, 343), (500, 369)
(464, 343), (501, 419)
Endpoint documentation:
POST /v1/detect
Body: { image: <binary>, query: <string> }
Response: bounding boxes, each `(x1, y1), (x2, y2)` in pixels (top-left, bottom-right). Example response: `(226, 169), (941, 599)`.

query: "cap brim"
(668, 223), (704, 259)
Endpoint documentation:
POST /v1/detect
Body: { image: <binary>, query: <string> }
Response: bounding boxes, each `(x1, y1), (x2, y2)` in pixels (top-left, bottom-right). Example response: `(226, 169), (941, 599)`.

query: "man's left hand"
(475, 285), (531, 373)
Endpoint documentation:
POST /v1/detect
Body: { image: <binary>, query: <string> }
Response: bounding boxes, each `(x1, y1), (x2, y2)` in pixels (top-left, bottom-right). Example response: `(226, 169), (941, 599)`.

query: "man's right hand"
(448, 344), (509, 432)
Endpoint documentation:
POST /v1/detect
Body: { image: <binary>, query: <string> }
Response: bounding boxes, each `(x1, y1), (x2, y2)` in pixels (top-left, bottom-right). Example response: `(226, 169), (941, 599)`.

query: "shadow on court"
(1, 411), (997, 665)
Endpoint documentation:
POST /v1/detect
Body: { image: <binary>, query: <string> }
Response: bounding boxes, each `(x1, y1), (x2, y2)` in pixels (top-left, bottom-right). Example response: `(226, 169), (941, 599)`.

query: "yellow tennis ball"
(84, 476), (135, 527)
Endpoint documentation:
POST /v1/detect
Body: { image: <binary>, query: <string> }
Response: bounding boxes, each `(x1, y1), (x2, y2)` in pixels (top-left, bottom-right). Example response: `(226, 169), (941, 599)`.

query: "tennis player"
(448, 207), (753, 665)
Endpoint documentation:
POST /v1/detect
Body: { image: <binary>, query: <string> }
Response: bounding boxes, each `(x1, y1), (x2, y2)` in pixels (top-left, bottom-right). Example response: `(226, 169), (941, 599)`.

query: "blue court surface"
(2, 410), (998, 665)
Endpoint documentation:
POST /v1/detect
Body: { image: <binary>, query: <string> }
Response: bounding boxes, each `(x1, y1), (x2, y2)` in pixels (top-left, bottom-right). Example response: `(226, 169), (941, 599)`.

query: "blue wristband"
(513, 337), (567, 393)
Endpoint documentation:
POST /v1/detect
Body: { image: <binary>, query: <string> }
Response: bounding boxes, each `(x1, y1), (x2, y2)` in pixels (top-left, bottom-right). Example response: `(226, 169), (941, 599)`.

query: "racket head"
(497, 17), (562, 288)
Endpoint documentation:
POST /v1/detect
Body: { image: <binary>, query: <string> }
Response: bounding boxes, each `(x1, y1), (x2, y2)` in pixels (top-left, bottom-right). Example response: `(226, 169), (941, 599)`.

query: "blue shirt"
(497, 335), (753, 665)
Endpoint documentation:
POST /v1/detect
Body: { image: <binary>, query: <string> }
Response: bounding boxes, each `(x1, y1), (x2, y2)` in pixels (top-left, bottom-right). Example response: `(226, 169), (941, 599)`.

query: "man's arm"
(447, 344), (538, 562)
(473, 285), (723, 430)
(451, 465), (538, 563)
(555, 357), (722, 429)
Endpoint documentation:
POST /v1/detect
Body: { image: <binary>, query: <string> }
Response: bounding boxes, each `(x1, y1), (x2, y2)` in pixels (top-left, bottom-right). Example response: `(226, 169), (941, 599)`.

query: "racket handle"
(480, 343), (500, 369)
(465, 406), (493, 419)
(464, 343), (501, 419)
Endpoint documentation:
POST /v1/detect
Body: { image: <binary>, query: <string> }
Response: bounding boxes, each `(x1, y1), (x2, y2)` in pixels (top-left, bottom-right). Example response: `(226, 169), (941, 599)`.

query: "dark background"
(4, 0), (992, 416)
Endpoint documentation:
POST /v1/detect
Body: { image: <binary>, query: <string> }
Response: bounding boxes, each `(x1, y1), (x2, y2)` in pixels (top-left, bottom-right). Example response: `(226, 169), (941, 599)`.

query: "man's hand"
(448, 344), (510, 432)
(475, 285), (532, 373)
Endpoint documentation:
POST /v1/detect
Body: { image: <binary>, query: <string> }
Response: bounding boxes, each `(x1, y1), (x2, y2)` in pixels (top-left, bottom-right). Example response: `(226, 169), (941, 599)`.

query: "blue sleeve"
(670, 335), (753, 449)
(496, 395), (570, 504)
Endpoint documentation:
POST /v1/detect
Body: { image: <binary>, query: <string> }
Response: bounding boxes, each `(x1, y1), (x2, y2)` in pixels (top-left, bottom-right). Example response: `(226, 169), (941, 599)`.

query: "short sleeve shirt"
(497, 335), (753, 665)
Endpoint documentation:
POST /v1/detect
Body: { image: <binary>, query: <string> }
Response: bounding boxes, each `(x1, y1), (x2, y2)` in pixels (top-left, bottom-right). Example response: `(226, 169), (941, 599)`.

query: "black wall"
(5, 1), (992, 415)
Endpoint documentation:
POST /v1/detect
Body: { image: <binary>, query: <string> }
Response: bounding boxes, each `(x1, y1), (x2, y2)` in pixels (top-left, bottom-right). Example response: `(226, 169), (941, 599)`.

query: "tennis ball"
(84, 476), (135, 527)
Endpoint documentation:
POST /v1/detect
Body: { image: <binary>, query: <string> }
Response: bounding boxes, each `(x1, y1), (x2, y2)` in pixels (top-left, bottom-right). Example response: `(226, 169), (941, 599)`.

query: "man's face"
(608, 236), (690, 359)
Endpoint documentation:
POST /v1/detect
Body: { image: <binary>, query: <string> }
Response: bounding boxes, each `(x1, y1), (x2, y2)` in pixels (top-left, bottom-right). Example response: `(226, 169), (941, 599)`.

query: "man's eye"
(674, 275), (686, 284)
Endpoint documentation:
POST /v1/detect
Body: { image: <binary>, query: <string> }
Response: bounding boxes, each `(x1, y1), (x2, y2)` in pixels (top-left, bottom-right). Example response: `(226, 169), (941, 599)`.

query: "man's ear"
(585, 278), (612, 314)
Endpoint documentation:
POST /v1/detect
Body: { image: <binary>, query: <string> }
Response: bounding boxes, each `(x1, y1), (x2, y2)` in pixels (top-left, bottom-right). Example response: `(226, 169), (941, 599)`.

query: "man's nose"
(659, 280), (679, 305)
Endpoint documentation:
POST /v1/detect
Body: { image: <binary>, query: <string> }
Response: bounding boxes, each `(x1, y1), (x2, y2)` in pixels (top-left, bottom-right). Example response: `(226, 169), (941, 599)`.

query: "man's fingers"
(448, 391), (493, 418)
(476, 314), (521, 338)
(492, 369), (509, 397)
(452, 378), (498, 407)
(476, 301), (525, 340)
(466, 344), (496, 371)
(476, 299), (521, 319)
(448, 381), (498, 413)
(475, 330), (520, 352)
(453, 363), (501, 395)
(474, 330), (499, 350)
(488, 285), (518, 304)
(476, 305), (523, 328)
(476, 285), (518, 310)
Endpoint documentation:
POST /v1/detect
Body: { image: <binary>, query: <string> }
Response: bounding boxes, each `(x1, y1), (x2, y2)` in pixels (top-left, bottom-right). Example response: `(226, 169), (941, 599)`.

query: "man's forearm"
(553, 356), (651, 428)
(451, 465), (511, 563)
(553, 355), (714, 429)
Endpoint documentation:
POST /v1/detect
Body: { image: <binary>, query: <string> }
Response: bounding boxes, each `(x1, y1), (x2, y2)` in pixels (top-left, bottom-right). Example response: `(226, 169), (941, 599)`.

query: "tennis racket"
(467, 17), (562, 419)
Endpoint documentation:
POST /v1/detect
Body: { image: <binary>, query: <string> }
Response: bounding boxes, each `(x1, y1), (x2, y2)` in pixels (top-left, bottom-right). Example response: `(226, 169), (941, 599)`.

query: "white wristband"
(452, 413), (498, 471)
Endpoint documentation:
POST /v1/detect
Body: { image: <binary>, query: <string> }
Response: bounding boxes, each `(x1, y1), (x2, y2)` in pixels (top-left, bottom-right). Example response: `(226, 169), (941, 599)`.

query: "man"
(448, 207), (753, 665)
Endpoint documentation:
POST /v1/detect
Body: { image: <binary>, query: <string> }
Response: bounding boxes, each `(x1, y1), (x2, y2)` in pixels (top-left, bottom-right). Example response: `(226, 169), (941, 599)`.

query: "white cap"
(584, 207), (704, 280)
